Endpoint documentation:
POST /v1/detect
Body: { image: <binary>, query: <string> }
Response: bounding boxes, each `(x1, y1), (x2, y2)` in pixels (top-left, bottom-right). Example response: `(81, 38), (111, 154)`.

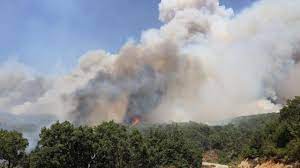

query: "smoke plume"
(1, 0), (300, 129)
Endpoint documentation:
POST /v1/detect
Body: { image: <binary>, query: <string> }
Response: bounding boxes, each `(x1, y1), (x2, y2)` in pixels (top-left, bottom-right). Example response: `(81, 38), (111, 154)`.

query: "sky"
(0, 0), (256, 74)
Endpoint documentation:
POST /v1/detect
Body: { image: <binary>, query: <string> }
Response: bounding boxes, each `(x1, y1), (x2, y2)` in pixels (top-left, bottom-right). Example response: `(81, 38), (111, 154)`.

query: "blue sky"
(0, 0), (256, 74)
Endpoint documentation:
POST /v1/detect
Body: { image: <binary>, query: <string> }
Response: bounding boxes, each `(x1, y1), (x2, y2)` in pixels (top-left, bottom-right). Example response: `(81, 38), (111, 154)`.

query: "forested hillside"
(0, 97), (299, 167)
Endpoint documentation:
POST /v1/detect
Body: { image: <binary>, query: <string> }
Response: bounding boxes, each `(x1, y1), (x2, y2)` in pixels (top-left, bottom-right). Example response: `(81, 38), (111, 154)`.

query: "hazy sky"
(0, 0), (256, 74)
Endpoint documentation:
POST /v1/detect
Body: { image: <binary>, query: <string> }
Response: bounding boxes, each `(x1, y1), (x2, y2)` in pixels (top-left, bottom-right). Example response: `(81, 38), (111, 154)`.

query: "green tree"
(28, 120), (205, 167)
(243, 97), (300, 162)
(30, 121), (94, 168)
(0, 130), (28, 168)
(92, 121), (130, 168)
(145, 124), (202, 168)
(279, 97), (300, 161)
(280, 96), (300, 140)
(128, 129), (150, 167)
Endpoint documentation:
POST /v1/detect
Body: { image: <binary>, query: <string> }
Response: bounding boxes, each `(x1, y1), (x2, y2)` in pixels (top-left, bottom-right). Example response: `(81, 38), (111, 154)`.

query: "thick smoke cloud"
(0, 61), (51, 114)
(1, 0), (300, 129)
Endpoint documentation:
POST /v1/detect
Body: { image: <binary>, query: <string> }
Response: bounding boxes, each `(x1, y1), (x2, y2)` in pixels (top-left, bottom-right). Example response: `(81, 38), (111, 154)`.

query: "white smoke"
(0, 60), (51, 114)
(1, 0), (300, 128)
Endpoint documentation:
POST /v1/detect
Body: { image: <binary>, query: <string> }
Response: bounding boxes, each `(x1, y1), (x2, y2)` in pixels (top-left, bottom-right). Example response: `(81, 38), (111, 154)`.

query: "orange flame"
(131, 116), (141, 126)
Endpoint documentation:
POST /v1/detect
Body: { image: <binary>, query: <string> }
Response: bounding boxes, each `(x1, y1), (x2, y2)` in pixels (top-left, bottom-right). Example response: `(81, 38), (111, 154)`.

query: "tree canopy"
(29, 121), (202, 168)
(1, 97), (300, 167)
(0, 130), (28, 168)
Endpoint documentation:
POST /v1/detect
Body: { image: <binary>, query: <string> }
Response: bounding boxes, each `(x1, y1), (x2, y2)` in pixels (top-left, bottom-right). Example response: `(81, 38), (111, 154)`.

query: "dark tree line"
(242, 96), (300, 162)
(1, 121), (202, 168)
(1, 97), (300, 167)
(171, 97), (300, 164)
(140, 97), (300, 164)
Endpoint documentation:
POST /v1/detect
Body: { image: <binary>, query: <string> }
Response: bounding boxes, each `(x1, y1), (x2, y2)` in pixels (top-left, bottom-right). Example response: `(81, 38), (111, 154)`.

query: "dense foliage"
(29, 121), (202, 168)
(1, 97), (300, 167)
(0, 130), (28, 168)
(243, 96), (300, 162)
(137, 97), (300, 164)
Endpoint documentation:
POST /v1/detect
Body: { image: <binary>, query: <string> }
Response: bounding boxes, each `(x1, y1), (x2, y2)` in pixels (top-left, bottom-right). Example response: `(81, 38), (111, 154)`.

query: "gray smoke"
(0, 60), (51, 113)
(1, 0), (300, 129)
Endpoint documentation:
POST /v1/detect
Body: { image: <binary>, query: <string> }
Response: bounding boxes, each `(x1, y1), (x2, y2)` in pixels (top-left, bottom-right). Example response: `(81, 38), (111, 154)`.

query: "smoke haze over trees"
(0, 97), (300, 167)
(0, 0), (300, 135)
(0, 0), (300, 166)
